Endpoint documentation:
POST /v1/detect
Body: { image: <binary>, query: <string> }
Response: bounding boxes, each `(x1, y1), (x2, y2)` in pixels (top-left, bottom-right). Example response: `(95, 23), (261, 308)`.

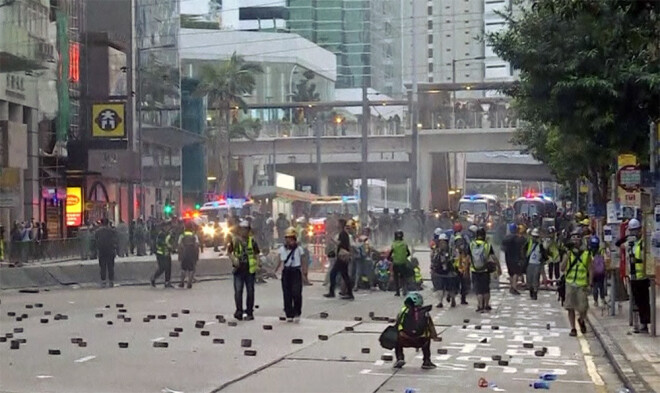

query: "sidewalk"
(588, 288), (660, 393)
(0, 249), (231, 290)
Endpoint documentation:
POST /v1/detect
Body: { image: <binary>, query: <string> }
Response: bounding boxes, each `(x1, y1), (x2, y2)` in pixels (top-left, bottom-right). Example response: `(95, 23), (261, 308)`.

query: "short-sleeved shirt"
(279, 245), (303, 268)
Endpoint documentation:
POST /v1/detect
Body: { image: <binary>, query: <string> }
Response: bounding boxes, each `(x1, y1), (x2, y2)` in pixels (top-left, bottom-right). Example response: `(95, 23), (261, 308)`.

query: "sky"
(180, 0), (208, 15)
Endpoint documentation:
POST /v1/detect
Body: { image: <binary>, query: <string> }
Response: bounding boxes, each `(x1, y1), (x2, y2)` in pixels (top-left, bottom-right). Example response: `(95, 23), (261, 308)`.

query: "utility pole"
(410, 0), (419, 210)
(360, 85), (369, 220)
(650, 120), (657, 337)
(315, 118), (322, 195)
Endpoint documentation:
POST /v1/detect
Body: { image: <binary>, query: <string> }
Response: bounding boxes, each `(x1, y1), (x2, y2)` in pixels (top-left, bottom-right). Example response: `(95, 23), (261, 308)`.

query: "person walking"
(389, 230), (411, 297)
(177, 222), (200, 289)
(228, 220), (260, 320)
(616, 218), (651, 334)
(562, 228), (591, 336)
(469, 228), (500, 313)
(525, 228), (547, 300)
(151, 221), (174, 288)
(95, 218), (118, 288)
(589, 235), (607, 307)
(324, 219), (354, 300)
(431, 230), (458, 308)
(501, 222), (524, 295)
(275, 227), (306, 322)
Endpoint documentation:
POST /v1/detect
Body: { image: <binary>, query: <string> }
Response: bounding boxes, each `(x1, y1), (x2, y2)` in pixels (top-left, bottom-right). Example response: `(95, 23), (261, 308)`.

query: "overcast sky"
(181, 0), (208, 15)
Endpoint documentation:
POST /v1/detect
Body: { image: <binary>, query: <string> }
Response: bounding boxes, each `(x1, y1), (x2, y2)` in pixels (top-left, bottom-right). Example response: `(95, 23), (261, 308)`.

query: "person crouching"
(393, 292), (438, 370)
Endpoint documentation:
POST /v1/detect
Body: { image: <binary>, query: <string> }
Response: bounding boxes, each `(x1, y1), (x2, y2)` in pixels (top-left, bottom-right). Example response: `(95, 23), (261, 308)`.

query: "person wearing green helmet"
(393, 292), (438, 370)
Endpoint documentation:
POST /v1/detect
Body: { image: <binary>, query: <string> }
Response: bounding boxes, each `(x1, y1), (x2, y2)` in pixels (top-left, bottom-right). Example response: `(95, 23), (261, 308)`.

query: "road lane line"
(577, 333), (606, 391)
(74, 355), (96, 363)
(151, 337), (165, 342)
(36, 375), (53, 379)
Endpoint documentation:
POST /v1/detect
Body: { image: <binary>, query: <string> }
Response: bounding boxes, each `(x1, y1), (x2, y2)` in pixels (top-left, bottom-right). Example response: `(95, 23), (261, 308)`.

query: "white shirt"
(279, 245), (303, 268)
(529, 242), (541, 265)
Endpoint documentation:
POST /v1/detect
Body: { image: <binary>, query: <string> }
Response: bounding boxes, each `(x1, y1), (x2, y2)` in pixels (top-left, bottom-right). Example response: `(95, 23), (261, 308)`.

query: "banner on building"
(65, 187), (83, 226)
(92, 103), (126, 138)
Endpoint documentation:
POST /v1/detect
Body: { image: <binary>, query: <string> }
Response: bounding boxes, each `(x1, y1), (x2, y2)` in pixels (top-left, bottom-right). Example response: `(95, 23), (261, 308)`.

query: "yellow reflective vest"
(233, 236), (258, 274)
(566, 250), (590, 287)
(631, 239), (646, 280)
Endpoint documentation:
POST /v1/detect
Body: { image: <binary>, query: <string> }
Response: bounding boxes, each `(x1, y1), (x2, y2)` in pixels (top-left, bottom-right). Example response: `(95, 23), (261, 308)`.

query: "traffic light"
(164, 198), (172, 215)
(194, 203), (201, 210)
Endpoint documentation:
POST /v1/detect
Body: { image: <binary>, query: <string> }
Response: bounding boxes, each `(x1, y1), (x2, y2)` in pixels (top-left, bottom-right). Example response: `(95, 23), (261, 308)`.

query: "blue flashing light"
(342, 195), (358, 203)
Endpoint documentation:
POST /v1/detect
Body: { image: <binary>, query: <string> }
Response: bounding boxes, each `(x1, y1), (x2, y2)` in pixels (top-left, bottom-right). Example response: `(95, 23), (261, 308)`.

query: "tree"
(488, 0), (660, 206)
(291, 70), (321, 124)
(194, 53), (263, 192)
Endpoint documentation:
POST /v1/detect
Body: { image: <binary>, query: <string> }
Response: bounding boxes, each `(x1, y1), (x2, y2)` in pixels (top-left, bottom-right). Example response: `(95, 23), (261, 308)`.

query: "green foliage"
(229, 118), (261, 140)
(488, 0), (660, 204)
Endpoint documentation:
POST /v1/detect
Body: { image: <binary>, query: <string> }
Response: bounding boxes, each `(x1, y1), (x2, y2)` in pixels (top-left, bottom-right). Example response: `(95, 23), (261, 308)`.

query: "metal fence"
(5, 238), (83, 264)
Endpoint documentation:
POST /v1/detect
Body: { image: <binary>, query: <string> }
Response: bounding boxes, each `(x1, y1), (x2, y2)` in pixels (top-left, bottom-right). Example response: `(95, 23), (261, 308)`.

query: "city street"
(0, 250), (624, 393)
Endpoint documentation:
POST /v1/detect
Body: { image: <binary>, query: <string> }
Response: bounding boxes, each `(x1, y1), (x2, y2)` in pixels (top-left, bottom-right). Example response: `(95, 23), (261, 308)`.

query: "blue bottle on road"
(539, 373), (557, 381)
(530, 381), (551, 389)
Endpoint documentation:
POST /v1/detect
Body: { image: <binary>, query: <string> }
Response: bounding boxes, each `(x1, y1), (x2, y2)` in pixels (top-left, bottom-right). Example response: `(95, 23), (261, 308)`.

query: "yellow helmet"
(518, 224), (527, 234)
(580, 218), (590, 226)
(285, 227), (297, 238)
(575, 212), (584, 220)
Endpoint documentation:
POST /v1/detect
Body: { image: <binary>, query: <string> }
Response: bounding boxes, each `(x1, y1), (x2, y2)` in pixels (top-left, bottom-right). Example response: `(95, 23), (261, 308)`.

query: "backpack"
(180, 233), (198, 262)
(399, 305), (432, 336)
(470, 242), (488, 271)
(592, 254), (606, 278)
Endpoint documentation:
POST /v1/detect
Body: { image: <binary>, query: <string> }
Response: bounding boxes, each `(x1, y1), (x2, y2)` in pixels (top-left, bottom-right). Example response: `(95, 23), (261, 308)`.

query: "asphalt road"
(0, 249), (625, 393)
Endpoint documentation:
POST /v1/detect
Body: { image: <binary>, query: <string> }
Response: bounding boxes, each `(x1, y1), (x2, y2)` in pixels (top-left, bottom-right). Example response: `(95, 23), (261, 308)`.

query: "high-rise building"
(369, 0), (403, 97)
(181, 0), (287, 31)
(287, 0), (371, 89)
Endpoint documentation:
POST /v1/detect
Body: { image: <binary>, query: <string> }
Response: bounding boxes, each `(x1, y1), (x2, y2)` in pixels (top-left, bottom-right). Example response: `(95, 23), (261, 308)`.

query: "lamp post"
(136, 42), (175, 218)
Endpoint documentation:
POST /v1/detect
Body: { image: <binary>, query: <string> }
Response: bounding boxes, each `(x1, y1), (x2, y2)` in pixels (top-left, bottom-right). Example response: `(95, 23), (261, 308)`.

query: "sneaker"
(578, 318), (587, 334)
(393, 360), (405, 369)
(187, 282), (193, 289)
(421, 361), (437, 370)
(100, 281), (107, 288)
(639, 325), (649, 333)
(150, 277), (156, 287)
(245, 315), (254, 321)
(323, 293), (335, 298)
(485, 305), (492, 311)
(569, 329), (577, 337)
(476, 307), (483, 313)
(108, 281), (114, 288)
(394, 292), (401, 297)
(178, 281), (185, 288)
(341, 295), (355, 300)
(450, 298), (456, 308)
(234, 311), (243, 321)
(286, 318), (294, 323)
(446, 295), (451, 302)
(461, 298), (468, 305)
(509, 288), (520, 295)
(436, 302), (443, 309)
(164, 282), (174, 288)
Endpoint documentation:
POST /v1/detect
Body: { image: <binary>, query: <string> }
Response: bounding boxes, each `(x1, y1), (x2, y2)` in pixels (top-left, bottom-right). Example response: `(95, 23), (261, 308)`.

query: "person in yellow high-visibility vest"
(561, 228), (592, 337)
(228, 220), (260, 321)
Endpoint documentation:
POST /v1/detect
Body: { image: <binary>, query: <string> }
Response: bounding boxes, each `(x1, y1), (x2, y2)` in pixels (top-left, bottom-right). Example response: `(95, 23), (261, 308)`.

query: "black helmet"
(476, 228), (487, 239)
(394, 230), (404, 240)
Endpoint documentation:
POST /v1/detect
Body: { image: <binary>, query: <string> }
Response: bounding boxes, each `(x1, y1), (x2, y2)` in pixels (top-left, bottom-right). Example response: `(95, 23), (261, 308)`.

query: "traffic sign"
(617, 165), (641, 191)
(92, 102), (126, 138)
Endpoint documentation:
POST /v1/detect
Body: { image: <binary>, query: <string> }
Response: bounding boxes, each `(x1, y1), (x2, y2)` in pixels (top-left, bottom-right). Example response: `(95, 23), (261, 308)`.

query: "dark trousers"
(328, 259), (352, 297)
(234, 272), (256, 315)
(395, 334), (431, 362)
(282, 267), (303, 318)
(393, 264), (408, 295)
(631, 279), (651, 325)
(548, 262), (560, 281)
(98, 254), (115, 282)
(592, 275), (606, 301)
(154, 254), (172, 282)
(459, 271), (471, 297)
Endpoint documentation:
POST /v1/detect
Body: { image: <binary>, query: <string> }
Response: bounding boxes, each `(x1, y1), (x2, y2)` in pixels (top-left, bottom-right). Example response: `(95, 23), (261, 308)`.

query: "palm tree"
(194, 52), (263, 193)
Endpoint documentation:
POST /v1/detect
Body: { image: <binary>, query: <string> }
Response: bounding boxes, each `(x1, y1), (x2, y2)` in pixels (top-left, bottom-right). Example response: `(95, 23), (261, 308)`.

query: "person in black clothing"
(501, 223), (524, 295)
(324, 219), (354, 300)
(95, 218), (118, 288)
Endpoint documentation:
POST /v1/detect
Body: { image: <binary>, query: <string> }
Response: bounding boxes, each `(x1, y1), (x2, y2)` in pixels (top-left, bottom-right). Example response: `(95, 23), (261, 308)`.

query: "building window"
(427, 6), (432, 15)
(428, 49), (433, 58)
(428, 76), (434, 82)
(428, 34), (433, 44)
(428, 63), (434, 73)
(427, 20), (433, 30)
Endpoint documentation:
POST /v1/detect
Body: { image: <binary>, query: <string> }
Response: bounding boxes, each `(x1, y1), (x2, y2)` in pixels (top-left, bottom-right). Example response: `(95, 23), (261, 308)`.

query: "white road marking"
(359, 369), (371, 374)
(74, 355), (96, 363)
(373, 360), (384, 366)
(36, 375), (53, 379)
(206, 321), (217, 326)
(162, 388), (184, 393)
(151, 337), (165, 342)
(513, 377), (593, 384)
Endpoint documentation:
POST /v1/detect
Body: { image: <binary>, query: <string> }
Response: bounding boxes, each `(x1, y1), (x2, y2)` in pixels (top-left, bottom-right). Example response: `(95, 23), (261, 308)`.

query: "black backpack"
(400, 305), (432, 336)
(180, 233), (198, 261)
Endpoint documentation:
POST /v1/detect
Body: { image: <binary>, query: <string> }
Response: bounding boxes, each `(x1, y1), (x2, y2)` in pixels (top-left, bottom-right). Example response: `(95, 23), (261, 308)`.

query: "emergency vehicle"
(198, 197), (248, 244)
(457, 194), (502, 230)
(309, 196), (360, 234)
(513, 193), (557, 219)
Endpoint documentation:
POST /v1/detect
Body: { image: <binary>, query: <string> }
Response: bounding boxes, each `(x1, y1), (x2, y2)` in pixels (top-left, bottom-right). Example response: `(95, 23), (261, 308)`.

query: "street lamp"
(451, 56), (485, 128)
(136, 43), (175, 218)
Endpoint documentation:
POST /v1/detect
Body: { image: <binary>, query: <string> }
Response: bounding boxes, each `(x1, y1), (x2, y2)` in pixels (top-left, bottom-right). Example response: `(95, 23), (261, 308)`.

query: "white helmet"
(628, 218), (641, 230)
(437, 233), (448, 241)
(469, 225), (478, 233)
(531, 228), (540, 237)
(239, 220), (250, 228)
(434, 227), (444, 236)
(295, 217), (306, 224)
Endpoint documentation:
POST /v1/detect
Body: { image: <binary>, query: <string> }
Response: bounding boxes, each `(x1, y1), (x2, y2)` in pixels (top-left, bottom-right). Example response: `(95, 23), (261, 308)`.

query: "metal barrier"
(7, 238), (83, 264)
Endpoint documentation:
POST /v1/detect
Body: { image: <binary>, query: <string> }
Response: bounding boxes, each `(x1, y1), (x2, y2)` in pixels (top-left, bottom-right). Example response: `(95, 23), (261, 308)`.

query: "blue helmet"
(508, 223), (517, 234)
(589, 235), (600, 249)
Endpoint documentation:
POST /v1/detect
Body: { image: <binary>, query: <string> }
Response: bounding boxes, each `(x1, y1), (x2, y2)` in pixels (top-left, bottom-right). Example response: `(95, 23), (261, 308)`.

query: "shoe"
(446, 295), (451, 302)
(476, 307), (483, 313)
(234, 311), (243, 321)
(286, 318), (294, 323)
(436, 302), (443, 309)
(485, 305), (492, 311)
(108, 281), (114, 288)
(187, 282), (193, 289)
(569, 329), (577, 337)
(164, 282), (174, 288)
(639, 325), (649, 333)
(341, 295), (355, 300)
(394, 292), (401, 297)
(461, 297), (468, 305)
(509, 288), (520, 295)
(178, 281), (184, 288)
(150, 277), (156, 287)
(393, 360), (405, 369)
(578, 318), (587, 334)
(100, 281), (107, 288)
(451, 298), (456, 307)
(421, 361), (437, 370)
(323, 293), (335, 298)
(245, 315), (254, 321)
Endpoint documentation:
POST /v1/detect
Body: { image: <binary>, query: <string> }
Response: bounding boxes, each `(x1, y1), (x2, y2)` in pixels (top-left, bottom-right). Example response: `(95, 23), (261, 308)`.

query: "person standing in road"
(177, 221), (200, 289)
(562, 228), (592, 336)
(324, 219), (354, 300)
(469, 228), (499, 313)
(228, 220), (260, 320)
(501, 222), (524, 295)
(545, 227), (562, 286)
(151, 221), (174, 288)
(95, 218), (118, 288)
(616, 218), (651, 334)
(275, 227), (306, 322)
(388, 230), (411, 297)
(525, 228), (547, 300)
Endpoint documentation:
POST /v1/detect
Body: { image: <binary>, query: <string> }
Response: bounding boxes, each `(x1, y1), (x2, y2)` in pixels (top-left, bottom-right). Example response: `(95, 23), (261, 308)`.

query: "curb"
(0, 257), (233, 290)
(587, 309), (654, 393)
